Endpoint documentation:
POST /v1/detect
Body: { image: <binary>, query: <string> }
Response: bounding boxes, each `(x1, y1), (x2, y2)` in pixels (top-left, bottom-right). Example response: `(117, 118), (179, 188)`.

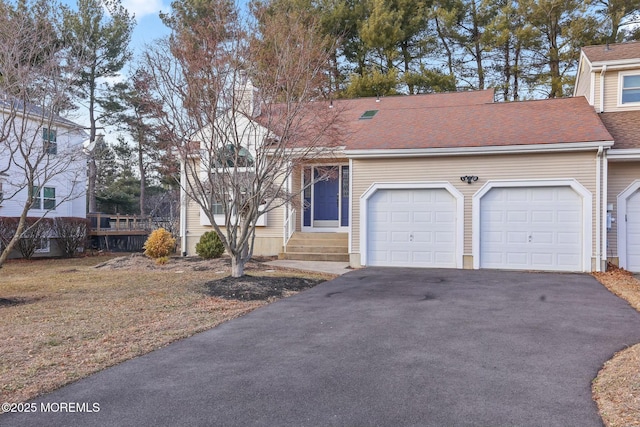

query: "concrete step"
(289, 232), (348, 240)
(285, 245), (348, 254)
(278, 252), (350, 262)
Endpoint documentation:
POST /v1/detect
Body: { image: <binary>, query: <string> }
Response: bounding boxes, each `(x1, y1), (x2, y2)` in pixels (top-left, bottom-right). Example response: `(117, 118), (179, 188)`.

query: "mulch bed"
(202, 275), (325, 301)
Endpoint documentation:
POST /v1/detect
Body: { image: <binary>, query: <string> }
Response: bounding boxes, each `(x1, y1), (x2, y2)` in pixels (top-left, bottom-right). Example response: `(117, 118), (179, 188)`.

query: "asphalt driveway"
(3, 268), (640, 427)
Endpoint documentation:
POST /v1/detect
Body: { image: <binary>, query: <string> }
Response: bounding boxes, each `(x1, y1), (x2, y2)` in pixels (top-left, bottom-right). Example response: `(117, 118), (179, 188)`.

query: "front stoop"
(279, 232), (349, 262)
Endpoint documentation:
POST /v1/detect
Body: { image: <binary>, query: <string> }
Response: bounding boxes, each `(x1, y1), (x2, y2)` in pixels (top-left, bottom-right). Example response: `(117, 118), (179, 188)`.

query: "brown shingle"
(258, 90), (612, 151)
(582, 41), (640, 63)
(600, 111), (640, 149)
(342, 95), (612, 150)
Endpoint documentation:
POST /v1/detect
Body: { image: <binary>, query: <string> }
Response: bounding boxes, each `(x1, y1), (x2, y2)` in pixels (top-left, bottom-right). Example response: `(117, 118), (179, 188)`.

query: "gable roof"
(337, 93), (612, 152)
(581, 41), (640, 64)
(0, 97), (83, 129)
(599, 111), (640, 150)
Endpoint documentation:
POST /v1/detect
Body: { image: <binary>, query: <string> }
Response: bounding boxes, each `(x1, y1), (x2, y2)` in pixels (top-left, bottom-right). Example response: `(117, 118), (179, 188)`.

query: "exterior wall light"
(460, 175), (479, 184)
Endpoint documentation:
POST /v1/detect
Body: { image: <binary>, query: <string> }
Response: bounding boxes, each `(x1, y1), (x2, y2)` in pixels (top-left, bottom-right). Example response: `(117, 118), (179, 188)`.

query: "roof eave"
(608, 148), (640, 160)
(344, 141), (615, 159)
(589, 58), (640, 70)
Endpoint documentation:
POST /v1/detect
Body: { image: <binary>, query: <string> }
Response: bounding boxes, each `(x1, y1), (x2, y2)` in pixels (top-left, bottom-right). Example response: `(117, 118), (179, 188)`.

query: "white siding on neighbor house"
(351, 152), (600, 269)
(0, 121), (87, 220)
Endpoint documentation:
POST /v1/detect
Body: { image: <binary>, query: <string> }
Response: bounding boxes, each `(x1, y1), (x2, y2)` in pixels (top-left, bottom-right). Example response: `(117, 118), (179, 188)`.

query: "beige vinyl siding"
(351, 151), (599, 265)
(184, 197), (284, 256)
(602, 70), (640, 112)
(607, 161), (640, 260)
(291, 164), (303, 232)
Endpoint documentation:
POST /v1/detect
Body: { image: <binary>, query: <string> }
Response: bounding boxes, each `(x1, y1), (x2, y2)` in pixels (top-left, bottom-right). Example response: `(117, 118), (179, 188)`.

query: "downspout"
(599, 65), (607, 113)
(180, 159), (187, 256)
(348, 158), (353, 258)
(595, 146), (603, 272)
(602, 149), (608, 270)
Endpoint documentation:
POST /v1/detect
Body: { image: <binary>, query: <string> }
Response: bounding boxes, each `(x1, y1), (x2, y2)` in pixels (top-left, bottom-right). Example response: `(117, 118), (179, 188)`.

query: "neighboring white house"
(0, 100), (88, 258)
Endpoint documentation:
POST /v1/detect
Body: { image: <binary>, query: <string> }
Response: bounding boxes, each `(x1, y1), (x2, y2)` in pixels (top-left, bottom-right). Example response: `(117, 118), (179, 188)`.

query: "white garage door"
(626, 189), (640, 272)
(480, 186), (583, 272)
(367, 188), (457, 267)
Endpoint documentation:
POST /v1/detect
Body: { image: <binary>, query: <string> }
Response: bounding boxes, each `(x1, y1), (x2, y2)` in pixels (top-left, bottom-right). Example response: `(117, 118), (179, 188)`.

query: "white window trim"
(359, 181), (464, 268)
(34, 237), (51, 254)
(30, 186), (56, 212)
(617, 71), (640, 107)
(200, 205), (267, 227)
(472, 179), (593, 272)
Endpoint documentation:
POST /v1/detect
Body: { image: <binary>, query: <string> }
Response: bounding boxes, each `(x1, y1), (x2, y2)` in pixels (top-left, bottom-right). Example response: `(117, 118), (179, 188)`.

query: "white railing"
(283, 208), (296, 250)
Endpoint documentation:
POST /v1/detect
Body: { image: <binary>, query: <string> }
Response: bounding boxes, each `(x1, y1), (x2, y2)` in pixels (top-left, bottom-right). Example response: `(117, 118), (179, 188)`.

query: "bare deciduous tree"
(0, 0), (87, 267)
(147, 0), (342, 277)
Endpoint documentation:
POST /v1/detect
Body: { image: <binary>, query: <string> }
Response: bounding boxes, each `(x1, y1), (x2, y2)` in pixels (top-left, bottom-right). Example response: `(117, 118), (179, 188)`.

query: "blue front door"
(313, 166), (339, 223)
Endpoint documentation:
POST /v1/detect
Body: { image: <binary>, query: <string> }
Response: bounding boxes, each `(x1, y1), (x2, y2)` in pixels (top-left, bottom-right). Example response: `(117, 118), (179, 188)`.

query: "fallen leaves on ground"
(592, 265), (640, 427)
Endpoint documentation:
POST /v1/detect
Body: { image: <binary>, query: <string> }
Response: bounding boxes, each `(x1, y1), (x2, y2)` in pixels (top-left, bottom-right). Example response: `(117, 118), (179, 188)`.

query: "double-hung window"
(30, 186), (56, 210)
(43, 128), (57, 155)
(621, 73), (640, 104)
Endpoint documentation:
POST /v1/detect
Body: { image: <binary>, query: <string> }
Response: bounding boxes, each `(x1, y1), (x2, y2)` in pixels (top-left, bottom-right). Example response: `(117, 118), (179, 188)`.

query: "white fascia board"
(267, 146), (347, 158)
(590, 59), (640, 70)
(608, 148), (640, 160)
(344, 141), (614, 159)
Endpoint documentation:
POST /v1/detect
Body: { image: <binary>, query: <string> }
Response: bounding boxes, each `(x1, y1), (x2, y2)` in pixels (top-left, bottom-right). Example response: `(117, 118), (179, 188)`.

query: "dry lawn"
(0, 254), (333, 407)
(592, 267), (640, 427)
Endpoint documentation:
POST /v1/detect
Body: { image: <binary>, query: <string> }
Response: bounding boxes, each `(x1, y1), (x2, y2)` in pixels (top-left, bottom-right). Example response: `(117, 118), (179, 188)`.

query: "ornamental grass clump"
(143, 228), (176, 260)
(195, 231), (225, 259)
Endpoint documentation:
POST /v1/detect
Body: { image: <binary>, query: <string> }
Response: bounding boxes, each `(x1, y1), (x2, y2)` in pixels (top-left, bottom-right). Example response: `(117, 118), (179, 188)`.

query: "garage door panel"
(483, 231), (503, 243)
(391, 210), (410, 222)
(413, 231), (433, 243)
(506, 252), (528, 264)
(412, 252), (433, 263)
(480, 186), (582, 272)
(391, 192), (410, 203)
(507, 231), (528, 244)
(367, 188), (457, 268)
(534, 232), (553, 244)
(531, 211), (553, 223)
(413, 212), (432, 223)
(435, 231), (454, 243)
(558, 210), (581, 223)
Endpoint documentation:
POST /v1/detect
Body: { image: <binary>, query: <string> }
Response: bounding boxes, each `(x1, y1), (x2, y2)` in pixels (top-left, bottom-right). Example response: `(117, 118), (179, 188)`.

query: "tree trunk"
(88, 73), (98, 213)
(138, 133), (146, 216)
(231, 254), (245, 278)
(88, 156), (97, 212)
(0, 205), (29, 268)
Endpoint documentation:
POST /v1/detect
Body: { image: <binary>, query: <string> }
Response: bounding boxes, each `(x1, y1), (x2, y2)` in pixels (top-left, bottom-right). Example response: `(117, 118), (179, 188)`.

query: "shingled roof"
(582, 41), (640, 63)
(256, 90), (612, 153)
(599, 111), (640, 149)
(334, 92), (612, 151)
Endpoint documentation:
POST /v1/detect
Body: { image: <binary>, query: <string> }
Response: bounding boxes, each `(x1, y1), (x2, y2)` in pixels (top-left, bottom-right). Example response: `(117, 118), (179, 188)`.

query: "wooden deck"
(88, 214), (152, 252)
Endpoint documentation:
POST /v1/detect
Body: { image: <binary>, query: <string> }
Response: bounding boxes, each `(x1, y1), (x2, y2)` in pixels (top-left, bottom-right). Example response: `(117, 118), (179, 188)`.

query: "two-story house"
(575, 41), (640, 271)
(0, 100), (88, 258)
